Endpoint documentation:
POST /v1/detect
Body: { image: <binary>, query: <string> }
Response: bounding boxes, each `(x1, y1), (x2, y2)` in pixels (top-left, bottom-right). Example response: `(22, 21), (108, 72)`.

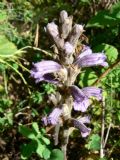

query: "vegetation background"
(0, 0), (120, 159)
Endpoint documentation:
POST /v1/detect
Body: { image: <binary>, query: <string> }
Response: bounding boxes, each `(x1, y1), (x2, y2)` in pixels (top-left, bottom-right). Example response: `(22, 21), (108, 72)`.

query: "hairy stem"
(61, 128), (69, 160)
(54, 122), (61, 145)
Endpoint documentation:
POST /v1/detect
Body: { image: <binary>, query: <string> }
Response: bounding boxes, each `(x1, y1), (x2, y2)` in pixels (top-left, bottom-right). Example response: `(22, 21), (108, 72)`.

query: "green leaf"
(43, 83), (56, 94)
(86, 134), (100, 151)
(0, 35), (17, 58)
(30, 91), (43, 104)
(0, 10), (7, 22)
(99, 158), (108, 160)
(42, 136), (50, 145)
(102, 66), (120, 90)
(86, 10), (117, 28)
(94, 43), (118, 64)
(78, 68), (98, 87)
(49, 149), (64, 160)
(86, 2), (120, 28)
(6, 111), (13, 125)
(40, 128), (46, 134)
(19, 125), (36, 140)
(36, 140), (45, 158)
(32, 122), (40, 135)
(21, 141), (36, 160)
(43, 148), (51, 160)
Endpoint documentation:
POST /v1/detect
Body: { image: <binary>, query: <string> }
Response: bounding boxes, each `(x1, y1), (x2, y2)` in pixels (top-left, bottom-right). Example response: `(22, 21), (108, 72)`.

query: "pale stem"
(100, 97), (105, 158)
(104, 123), (112, 148)
(54, 122), (61, 146)
(61, 128), (69, 160)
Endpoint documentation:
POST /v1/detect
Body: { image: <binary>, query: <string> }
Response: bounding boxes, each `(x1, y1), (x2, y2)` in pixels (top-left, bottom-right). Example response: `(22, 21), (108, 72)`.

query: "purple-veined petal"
(74, 116), (91, 137)
(77, 116), (91, 124)
(48, 108), (62, 125)
(71, 85), (85, 100)
(32, 60), (62, 73)
(75, 53), (108, 67)
(82, 87), (102, 100)
(31, 60), (62, 83)
(74, 45), (108, 68)
(100, 62), (108, 67)
(71, 85), (90, 112)
(74, 98), (90, 112)
(35, 73), (59, 84)
(77, 46), (92, 59)
(43, 108), (62, 126)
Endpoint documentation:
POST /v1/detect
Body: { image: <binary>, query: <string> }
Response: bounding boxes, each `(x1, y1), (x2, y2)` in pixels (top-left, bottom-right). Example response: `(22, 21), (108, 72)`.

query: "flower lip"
(71, 85), (90, 112)
(82, 87), (102, 100)
(31, 60), (62, 84)
(77, 46), (92, 59)
(74, 116), (91, 137)
(71, 85), (102, 112)
(74, 46), (108, 68)
(42, 108), (63, 126)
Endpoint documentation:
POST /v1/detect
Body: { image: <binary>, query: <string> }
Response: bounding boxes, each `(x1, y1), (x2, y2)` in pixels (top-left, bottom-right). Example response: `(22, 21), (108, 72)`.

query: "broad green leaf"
(36, 140), (45, 158)
(87, 2), (120, 28)
(6, 112), (13, 125)
(19, 125), (36, 140)
(110, 1), (120, 19)
(21, 141), (36, 160)
(49, 149), (64, 160)
(86, 10), (117, 28)
(0, 107), (3, 113)
(99, 158), (108, 160)
(32, 122), (40, 135)
(86, 134), (100, 151)
(40, 128), (46, 134)
(102, 66), (120, 90)
(42, 136), (50, 145)
(43, 148), (51, 160)
(78, 68), (98, 87)
(94, 43), (118, 64)
(0, 35), (17, 57)
(0, 10), (7, 22)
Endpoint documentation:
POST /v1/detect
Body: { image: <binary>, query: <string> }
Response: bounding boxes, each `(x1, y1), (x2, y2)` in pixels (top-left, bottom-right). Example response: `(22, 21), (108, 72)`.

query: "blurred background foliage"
(0, 0), (120, 159)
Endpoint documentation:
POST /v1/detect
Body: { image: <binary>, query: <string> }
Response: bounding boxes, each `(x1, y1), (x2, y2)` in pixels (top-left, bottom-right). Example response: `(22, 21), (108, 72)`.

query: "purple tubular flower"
(42, 108), (62, 126)
(31, 60), (62, 83)
(74, 46), (108, 68)
(74, 116), (91, 137)
(71, 85), (90, 112)
(71, 85), (102, 112)
(82, 87), (102, 100)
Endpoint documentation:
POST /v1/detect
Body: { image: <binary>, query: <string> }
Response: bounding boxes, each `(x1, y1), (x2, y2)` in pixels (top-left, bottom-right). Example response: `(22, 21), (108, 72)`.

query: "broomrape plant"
(31, 10), (108, 160)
